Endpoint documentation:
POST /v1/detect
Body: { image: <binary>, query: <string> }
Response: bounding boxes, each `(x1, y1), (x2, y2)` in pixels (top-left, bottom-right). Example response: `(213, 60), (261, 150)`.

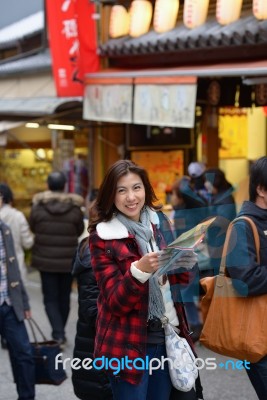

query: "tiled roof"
(0, 49), (51, 77)
(99, 15), (267, 58)
(0, 11), (44, 47)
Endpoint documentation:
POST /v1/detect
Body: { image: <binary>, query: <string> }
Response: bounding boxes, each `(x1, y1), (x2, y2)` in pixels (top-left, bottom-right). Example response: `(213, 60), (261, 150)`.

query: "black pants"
(40, 271), (73, 340)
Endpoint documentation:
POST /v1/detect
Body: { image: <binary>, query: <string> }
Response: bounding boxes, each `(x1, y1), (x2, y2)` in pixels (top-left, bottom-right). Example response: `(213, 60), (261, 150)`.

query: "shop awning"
(83, 74), (198, 127)
(85, 59), (267, 80)
(83, 60), (267, 126)
(0, 96), (83, 117)
(83, 77), (133, 124)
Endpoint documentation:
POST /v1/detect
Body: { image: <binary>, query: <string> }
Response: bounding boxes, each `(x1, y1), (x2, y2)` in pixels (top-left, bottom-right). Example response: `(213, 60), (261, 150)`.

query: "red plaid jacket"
(89, 210), (195, 385)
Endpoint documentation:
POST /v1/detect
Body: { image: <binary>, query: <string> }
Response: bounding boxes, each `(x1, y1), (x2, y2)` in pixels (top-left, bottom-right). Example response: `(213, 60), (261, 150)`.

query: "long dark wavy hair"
(89, 160), (161, 232)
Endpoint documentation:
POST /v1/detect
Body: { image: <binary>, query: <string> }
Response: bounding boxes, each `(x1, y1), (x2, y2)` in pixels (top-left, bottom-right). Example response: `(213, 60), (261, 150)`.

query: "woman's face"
(115, 172), (146, 221)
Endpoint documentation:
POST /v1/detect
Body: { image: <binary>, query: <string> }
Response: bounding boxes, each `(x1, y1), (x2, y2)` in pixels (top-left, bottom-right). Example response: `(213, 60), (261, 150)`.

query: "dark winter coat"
(226, 200), (267, 296)
(205, 186), (236, 274)
(29, 191), (84, 273)
(89, 210), (195, 386)
(0, 220), (30, 321)
(72, 238), (112, 400)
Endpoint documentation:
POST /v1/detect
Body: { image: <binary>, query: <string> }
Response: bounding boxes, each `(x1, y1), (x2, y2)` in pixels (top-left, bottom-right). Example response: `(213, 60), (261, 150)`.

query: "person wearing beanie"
(187, 162), (209, 203)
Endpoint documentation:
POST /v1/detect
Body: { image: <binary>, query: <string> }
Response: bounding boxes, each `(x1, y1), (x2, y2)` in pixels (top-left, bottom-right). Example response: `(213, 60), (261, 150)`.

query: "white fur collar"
(96, 208), (160, 240)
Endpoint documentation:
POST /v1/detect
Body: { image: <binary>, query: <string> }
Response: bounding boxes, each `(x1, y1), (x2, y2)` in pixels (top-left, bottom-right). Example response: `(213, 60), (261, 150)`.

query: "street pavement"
(0, 271), (258, 400)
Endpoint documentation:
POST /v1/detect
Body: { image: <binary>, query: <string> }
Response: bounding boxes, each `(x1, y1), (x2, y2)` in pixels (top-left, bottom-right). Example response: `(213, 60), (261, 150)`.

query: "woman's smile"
(115, 172), (146, 221)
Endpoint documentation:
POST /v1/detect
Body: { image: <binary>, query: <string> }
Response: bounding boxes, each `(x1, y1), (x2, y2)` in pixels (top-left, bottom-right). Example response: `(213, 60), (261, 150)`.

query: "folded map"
(154, 217), (216, 277)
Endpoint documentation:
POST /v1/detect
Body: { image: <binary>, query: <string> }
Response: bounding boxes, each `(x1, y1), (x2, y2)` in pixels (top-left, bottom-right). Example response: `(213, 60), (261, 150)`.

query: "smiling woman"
(114, 173), (146, 222)
(88, 159), (203, 400)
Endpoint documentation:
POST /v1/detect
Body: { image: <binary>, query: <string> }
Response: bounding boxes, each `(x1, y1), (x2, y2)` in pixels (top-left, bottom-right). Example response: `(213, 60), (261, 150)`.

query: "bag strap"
(219, 216), (260, 276)
(157, 210), (175, 245)
(26, 318), (47, 343)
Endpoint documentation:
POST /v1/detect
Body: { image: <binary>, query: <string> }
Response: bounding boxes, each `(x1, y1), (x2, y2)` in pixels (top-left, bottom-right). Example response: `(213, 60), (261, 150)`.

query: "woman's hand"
(136, 250), (198, 274)
(157, 250), (198, 270)
(136, 252), (160, 273)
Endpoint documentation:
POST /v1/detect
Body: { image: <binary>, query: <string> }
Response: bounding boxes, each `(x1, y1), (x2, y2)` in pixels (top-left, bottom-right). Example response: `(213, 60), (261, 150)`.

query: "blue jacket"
(226, 201), (267, 296)
(0, 220), (30, 321)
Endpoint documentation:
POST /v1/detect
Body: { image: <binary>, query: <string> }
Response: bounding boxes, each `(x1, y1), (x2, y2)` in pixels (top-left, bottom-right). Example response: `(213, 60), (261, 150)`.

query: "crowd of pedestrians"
(0, 158), (266, 400)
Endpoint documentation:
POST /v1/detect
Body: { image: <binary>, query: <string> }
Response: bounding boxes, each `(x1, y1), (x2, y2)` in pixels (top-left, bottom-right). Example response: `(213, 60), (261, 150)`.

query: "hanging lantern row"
(109, 0), (267, 39)
(216, 0), (243, 25)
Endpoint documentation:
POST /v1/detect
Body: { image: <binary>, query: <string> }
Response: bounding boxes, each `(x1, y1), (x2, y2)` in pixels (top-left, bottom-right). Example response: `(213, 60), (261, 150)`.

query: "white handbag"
(162, 318), (198, 392)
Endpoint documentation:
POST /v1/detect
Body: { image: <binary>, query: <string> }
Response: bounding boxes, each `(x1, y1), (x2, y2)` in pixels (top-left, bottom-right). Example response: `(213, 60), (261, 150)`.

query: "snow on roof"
(0, 11), (44, 44)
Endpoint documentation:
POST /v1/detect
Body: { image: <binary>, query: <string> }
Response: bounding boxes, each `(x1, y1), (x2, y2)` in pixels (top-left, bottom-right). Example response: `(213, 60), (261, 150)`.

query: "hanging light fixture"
(253, 0), (267, 20)
(109, 5), (130, 38)
(183, 0), (209, 29)
(153, 0), (179, 33)
(129, 0), (153, 38)
(25, 122), (40, 128)
(216, 0), (243, 25)
(47, 124), (75, 131)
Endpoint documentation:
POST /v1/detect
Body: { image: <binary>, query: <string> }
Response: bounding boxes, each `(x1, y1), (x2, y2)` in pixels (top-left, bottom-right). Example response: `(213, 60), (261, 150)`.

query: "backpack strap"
(219, 216), (260, 276)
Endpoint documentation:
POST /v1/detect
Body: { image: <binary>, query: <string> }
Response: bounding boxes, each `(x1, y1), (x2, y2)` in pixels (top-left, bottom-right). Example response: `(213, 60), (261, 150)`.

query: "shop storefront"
(83, 61), (267, 206)
(1, 0), (267, 211)
(0, 0), (107, 212)
(82, 0), (267, 207)
(0, 61), (89, 214)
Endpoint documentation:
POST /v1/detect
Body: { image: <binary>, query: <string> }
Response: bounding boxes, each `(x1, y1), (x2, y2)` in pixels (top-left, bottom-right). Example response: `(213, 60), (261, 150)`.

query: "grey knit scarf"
(116, 207), (165, 321)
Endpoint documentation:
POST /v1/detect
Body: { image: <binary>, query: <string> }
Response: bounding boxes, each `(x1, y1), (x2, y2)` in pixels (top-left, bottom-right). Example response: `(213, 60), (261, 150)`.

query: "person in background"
(0, 183), (34, 282)
(204, 167), (236, 277)
(72, 236), (113, 400)
(170, 177), (207, 342)
(170, 176), (208, 236)
(88, 160), (203, 400)
(187, 162), (209, 204)
(29, 171), (84, 346)
(0, 183), (34, 350)
(226, 156), (267, 400)
(0, 194), (35, 400)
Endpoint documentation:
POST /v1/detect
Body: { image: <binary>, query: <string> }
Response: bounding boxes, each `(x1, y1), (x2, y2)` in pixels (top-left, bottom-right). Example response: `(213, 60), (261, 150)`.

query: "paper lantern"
(216, 0), (243, 25)
(253, 0), (267, 20)
(129, 0), (153, 37)
(153, 0), (179, 34)
(109, 5), (130, 38)
(183, 0), (209, 29)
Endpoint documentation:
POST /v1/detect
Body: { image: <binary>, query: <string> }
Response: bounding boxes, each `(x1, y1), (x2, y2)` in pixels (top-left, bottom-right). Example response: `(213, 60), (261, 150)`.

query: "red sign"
(46, 0), (99, 97)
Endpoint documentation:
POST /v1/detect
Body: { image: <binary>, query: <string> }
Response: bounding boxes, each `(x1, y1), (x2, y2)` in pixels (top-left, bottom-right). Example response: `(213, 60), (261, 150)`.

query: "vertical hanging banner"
(46, 0), (99, 97)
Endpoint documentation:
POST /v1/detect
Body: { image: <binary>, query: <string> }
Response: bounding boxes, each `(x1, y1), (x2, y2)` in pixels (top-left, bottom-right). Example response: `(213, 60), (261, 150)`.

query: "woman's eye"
(118, 189), (125, 194)
(134, 185), (141, 190)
